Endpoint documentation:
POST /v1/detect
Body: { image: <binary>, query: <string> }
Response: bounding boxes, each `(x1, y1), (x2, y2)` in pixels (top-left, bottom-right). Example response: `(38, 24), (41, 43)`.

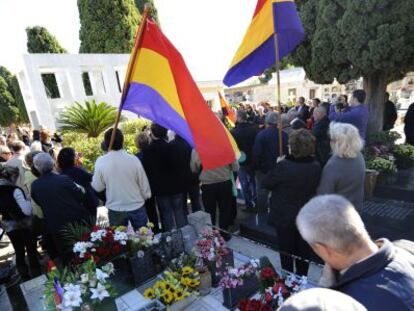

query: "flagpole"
(108, 5), (151, 151)
(273, 33), (284, 157)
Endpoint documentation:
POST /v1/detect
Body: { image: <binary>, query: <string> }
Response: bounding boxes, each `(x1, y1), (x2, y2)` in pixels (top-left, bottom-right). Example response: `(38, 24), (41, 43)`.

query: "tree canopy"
(291, 0), (414, 134)
(26, 26), (67, 53)
(0, 66), (28, 125)
(135, 0), (160, 25)
(78, 0), (140, 53)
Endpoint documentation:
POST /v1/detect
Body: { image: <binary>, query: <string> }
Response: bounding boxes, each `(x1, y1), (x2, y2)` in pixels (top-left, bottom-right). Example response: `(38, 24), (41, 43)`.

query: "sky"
(0, 0), (256, 81)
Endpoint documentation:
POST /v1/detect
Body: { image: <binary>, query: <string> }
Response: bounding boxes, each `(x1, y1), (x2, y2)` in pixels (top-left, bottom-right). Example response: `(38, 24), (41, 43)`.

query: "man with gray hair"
(31, 153), (89, 262)
(252, 112), (288, 211)
(296, 194), (414, 311)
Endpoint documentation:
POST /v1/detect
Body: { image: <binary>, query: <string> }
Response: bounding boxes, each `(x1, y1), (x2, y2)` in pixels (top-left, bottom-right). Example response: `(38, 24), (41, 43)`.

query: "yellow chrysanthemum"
(174, 289), (185, 301)
(116, 226), (127, 232)
(139, 227), (148, 235)
(182, 266), (194, 276)
(147, 222), (154, 228)
(188, 279), (200, 288)
(162, 290), (174, 304)
(154, 281), (165, 290)
(144, 288), (155, 299)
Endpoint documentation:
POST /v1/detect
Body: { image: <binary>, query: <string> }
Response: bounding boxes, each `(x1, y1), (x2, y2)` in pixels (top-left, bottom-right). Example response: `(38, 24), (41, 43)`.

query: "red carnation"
(260, 304), (273, 311)
(81, 232), (91, 241)
(273, 282), (289, 296)
(248, 300), (262, 311)
(260, 267), (276, 280)
(84, 252), (92, 260)
(93, 256), (100, 264)
(92, 226), (99, 232)
(112, 243), (121, 254)
(238, 300), (249, 311)
(96, 247), (105, 256)
(265, 292), (273, 303)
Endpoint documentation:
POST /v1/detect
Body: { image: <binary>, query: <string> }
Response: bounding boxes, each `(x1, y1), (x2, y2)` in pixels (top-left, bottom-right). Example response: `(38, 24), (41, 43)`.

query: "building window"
(82, 72), (93, 96)
(288, 88), (297, 102)
(41, 73), (60, 99)
(115, 70), (122, 93)
(309, 89), (316, 99)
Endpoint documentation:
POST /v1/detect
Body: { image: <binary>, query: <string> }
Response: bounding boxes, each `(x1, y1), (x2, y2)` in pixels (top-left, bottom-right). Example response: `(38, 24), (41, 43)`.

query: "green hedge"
(62, 119), (150, 172)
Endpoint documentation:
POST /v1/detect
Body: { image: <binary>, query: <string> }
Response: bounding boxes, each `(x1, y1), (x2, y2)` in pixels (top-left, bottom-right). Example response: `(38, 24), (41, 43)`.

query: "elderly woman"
(0, 164), (40, 280)
(31, 153), (89, 262)
(263, 129), (321, 276)
(57, 147), (99, 217)
(317, 123), (365, 209)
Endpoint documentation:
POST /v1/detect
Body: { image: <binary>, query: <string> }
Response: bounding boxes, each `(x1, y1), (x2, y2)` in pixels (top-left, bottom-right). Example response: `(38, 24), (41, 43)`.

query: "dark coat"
(296, 105), (310, 122)
(169, 136), (199, 190)
(231, 122), (258, 167)
(383, 100), (398, 131)
(405, 103), (414, 145)
(262, 155), (321, 226)
(291, 118), (307, 130)
(252, 127), (289, 173)
(142, 138), (180, 196)
(312, 115), (331, 166)
(332, 239), (414, 311)
(31, 172), (89, 234)
(60, 166), (99, 215)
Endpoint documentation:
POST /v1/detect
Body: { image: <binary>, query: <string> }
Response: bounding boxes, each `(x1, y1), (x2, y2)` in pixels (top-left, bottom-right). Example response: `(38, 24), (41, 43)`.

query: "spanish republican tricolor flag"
(122, 19), (239, 170)
(218, 91), (237, 127)
(223, 0), (304, 86)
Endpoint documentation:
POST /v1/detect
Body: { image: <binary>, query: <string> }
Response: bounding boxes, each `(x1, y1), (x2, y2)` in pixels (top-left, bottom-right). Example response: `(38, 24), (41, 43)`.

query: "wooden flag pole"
(108, 5), (151, 151)
(273, 33), (284, 157)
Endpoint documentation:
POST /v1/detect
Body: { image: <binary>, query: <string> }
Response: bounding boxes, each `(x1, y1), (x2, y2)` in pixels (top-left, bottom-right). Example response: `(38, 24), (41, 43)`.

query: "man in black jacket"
(383, 92), (398, 131)
(143, 124), (187, 231)
(295, 97), (310, 122)
(231, 110), (258, 210)
(312, 106), (331, 166)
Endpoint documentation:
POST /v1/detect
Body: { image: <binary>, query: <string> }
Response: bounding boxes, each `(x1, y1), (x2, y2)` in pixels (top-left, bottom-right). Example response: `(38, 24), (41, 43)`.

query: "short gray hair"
(296, 195), (371, 253)
(33, 152), (54, 175)
(287, 109), (298, 121)
(330, 122), (363, 158)
(281, 114), (290, 127)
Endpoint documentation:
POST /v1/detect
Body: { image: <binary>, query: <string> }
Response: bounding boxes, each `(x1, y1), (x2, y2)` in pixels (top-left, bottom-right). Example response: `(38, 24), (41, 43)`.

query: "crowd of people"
(1, 90), (414, 310)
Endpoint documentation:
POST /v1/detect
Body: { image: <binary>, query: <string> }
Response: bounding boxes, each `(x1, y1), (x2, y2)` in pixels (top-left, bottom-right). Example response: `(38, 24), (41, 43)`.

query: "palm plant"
(58, 100), (122, 137)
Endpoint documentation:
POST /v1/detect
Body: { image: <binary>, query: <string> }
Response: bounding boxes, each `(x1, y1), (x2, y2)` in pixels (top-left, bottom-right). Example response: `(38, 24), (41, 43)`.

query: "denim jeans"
(108, 207), (149, 231)
(238, 166), (257, 209)
(157, 194), (188, 232)
(255, 170), (270, 212)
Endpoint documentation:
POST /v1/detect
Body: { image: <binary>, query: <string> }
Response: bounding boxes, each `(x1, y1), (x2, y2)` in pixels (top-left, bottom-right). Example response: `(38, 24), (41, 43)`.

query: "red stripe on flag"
(253, 0), (269, 18)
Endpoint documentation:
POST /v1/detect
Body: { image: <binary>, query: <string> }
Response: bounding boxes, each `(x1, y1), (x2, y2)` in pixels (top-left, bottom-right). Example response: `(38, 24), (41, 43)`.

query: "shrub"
(62, 119), (149, 171)
(367, 131), (401, 149)
(58, 100), (122, 138)
(366, 157), (397, 176)
(393, 144), (414, 169)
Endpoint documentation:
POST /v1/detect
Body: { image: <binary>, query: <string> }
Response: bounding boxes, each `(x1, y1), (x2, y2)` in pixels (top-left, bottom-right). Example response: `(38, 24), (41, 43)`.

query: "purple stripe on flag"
(122, 82), (194, 146)
(273, 1), (305, 57)
(224, 36), (274, 87)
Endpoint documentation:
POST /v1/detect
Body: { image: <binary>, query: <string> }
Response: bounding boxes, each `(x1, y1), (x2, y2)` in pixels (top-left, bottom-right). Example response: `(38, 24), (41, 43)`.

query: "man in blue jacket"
(252, 112), (288, 212)
(297, 195), (414, 311)
(329, 89), (369, 140)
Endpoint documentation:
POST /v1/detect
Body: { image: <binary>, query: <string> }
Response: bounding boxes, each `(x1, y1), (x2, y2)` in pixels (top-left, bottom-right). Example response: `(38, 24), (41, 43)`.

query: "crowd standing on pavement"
(1, 90), (414, 311)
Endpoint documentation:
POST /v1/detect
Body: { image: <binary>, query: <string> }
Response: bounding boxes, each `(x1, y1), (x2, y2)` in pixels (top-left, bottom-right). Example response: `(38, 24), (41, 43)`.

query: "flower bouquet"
(193, 228), (234, 286)
(72, 225), (128, 266)
(44, 259), (116, 311)
(143, 267), (200, 311)
(219, 260), (260, 309)
(128, 223), (164, 286)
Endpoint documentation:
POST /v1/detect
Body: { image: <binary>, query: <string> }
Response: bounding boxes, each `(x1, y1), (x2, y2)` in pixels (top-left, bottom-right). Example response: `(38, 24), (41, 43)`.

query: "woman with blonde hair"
(317, 122), (365, 209)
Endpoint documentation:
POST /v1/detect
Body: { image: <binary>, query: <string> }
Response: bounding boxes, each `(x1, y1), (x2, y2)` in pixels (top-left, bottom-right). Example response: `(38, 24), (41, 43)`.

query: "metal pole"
(273, 33), (284, 157)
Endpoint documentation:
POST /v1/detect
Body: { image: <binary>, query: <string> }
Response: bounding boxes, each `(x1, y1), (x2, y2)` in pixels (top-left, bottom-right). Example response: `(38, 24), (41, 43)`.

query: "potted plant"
(219, 260), (260, 309)
(366, 157), (397, 185)
(193, 229), (234, 286)
(393, 144), (414, 169)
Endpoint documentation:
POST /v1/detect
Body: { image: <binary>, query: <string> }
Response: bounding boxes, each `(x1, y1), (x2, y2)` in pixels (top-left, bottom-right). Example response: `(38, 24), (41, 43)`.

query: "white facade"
(17, 54), (225, 131)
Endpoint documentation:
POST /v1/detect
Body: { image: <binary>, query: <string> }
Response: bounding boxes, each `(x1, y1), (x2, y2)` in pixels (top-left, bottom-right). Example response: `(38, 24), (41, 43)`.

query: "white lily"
(63, 290), (82, 308)
(96, 268), (109, 282)
(90, 283), (110, 301)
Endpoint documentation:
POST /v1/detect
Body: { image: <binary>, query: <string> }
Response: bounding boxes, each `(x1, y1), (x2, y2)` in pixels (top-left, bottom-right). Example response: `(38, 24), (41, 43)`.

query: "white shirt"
(92, 150), (151, 212)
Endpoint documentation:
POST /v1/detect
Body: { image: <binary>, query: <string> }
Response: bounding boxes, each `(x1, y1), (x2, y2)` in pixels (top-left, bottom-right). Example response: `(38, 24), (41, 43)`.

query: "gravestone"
(239, 212), (278, 248)
(20, 275), (47, 311)
(358, 198), (414, 241)
(180, 225), (198, 253)
(187, 211), (212, 236)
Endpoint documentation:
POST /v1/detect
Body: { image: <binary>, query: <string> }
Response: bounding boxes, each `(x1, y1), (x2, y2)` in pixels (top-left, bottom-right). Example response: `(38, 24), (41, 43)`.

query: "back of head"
(33, 152), (55, 175)
(279, 288), (367, 311)
(281, 114), (290, 128)
(352, 90), (366, 104)
(40, 129), (51, 142)
(32, 130), (40, 141)
(237, 109), (248, 123)
(287, 109), (298, 121)
(104, 128), (124, 151)
(25, 151), (42, 168)
(135, 132), (151, 150)
(57, 147), (76, 170)
(289, 129), (315, 158)
(9, 140), (26, 154)
(296, 195), (370, 254)
(265, 112), (280, 126)
(329, 123), (363, 158)
(313, 106), (327, 121)
(0, 164), (19, 182)
(151, 123), (168, 139)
